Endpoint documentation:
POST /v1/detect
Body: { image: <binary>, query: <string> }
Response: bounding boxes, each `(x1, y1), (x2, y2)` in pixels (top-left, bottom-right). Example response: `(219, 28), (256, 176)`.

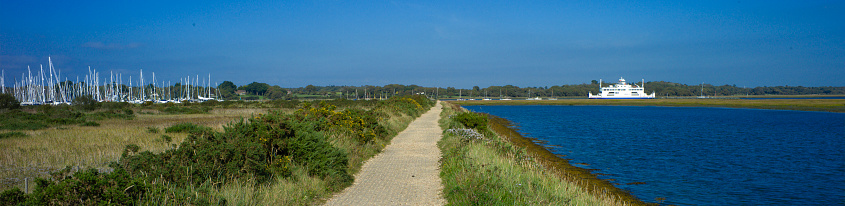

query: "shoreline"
(449, 98), (845, 113)
(444, 101), (652, 205)
(481, 112), (649, 205)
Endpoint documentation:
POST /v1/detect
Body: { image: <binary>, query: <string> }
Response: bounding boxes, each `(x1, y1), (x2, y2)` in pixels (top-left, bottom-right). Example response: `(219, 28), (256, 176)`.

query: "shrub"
(24, 167), (146, 205)
(146, 126), (160, 133)
(454, 112), (488, 130)
(200, 99), (218, 107)
(164, 123), (213, 135)
(0, 109), (83, 130)
(72, 95), (100, 111)
(81, 121), (100, 126)
(102, 102), (131, 110)
(161, 106), (211, 114)
(0, 187), (26, 206)
(0, 132), (28, 139)
(87, 109), (135, 120)
(160, 135), (172, 143)
(0, 93), (20, 110)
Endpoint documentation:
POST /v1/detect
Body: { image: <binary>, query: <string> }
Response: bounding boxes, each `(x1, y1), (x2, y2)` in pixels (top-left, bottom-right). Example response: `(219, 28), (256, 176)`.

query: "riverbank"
(438, 102), (649, 205)
(449, 98), (845, 113)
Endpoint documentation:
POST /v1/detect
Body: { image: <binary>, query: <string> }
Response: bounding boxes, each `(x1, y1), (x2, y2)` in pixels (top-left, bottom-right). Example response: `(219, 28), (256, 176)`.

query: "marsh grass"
(452, 98), (845, 113)
(439, 102), (647, 206)
(0, 111), (258, 193)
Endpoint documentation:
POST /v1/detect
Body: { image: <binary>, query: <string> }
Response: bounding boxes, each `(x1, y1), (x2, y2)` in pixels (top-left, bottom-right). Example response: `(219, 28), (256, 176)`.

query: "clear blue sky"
(2, 0), (843, 88)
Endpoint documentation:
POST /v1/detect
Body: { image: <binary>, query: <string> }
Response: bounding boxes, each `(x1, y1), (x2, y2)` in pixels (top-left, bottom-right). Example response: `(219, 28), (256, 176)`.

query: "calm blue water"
(464, 105), (845, 205)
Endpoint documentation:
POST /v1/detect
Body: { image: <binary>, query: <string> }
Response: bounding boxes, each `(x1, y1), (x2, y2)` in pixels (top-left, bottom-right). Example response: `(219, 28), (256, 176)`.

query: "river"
(463, 105), (844, 205)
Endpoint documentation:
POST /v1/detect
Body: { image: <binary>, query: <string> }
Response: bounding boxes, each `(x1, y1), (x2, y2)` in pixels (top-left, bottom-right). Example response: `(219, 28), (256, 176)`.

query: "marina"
(1, 58), (220, 105)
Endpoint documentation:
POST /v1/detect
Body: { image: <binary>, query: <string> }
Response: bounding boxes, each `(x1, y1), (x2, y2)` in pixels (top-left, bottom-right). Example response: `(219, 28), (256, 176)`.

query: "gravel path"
(324, 102), (445, 206)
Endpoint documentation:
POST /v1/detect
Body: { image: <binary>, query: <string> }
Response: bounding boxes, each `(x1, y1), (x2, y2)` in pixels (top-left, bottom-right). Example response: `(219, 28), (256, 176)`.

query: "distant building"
(236, 90), (247, 96)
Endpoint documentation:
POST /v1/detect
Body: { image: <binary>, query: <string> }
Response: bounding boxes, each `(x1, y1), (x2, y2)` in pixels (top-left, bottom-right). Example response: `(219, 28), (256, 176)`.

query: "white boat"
(588, 77), (655, 99)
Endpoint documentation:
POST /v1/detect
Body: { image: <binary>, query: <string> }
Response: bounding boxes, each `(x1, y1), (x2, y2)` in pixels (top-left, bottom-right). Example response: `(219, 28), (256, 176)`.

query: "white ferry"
(588, 77), (655, 99)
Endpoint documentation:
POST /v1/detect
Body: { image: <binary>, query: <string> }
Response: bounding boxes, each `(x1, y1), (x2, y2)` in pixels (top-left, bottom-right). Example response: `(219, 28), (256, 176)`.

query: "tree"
(0, 93), (20, 110)
(304, 85), (318, 95)
(244, 82), (270, 96)
(218, 81), (237, 99)
(265, 86), (288, 100)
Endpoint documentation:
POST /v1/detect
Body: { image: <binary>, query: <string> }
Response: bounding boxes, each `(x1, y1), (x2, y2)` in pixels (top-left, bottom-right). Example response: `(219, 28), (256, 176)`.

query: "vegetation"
(0, 93), (20, 110)
(0, 104), (260, 195)
(452, 98), (845, 113)
(1, 95), (433, 205)
(439, 102), (646, 205)
(0, 132), (27, 139)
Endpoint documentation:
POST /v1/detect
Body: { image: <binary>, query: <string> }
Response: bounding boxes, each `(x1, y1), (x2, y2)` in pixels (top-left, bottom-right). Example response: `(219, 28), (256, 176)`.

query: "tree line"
(214, 81), (845, 100)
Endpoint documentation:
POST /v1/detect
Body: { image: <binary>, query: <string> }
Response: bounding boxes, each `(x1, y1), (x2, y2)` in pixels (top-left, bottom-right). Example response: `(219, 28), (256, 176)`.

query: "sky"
(1, 0), (843, 88)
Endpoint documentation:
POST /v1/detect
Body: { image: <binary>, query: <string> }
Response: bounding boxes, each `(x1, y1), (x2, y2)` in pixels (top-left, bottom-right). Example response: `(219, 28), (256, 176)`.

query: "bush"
(454, 112), (488, 130)
(87, 109), (135, 120)
(146, 126), (160, 133)
(0, 132), (28, 139)
(164, 123), (213, 135)
(72, 95), (100, 111)
(24, 167), (147, 205)
(161, 106), (211, 114)
(0, 187), (26, 206)
(0, 109), (84, 130)
(81, 121), (100, 126)
(0, 93), (20, 110)
(119, 115), (351, 188)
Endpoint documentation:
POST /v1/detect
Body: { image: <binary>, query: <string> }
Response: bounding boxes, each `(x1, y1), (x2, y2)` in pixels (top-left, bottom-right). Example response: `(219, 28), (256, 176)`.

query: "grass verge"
(439, 101), (648, 205)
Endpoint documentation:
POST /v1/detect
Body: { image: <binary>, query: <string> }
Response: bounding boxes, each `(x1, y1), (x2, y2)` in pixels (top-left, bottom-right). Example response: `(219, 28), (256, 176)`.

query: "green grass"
(451, 98), (845, 113)
(438, 102), (647, 206)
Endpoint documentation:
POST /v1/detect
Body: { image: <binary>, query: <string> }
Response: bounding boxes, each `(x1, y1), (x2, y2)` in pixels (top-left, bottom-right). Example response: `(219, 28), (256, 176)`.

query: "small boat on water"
(589, 77), (655, 99)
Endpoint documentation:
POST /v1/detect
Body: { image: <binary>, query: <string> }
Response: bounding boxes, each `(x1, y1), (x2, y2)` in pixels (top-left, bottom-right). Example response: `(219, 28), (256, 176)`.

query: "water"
(463, 105), (845, 205)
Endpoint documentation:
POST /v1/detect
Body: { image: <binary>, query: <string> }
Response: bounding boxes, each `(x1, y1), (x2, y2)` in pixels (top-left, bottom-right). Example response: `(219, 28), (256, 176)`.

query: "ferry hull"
(588, 92), (655, 99)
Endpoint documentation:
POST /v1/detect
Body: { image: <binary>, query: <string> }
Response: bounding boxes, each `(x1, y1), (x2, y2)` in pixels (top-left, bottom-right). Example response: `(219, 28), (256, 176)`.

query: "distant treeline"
(217, 81), (845, 100)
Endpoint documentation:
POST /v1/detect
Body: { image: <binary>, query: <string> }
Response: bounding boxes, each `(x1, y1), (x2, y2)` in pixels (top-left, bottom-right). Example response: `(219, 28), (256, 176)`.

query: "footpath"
(324, 102), (445, 206)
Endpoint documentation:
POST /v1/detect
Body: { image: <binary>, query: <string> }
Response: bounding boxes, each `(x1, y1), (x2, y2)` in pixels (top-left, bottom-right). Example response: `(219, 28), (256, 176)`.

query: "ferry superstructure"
(588, 77), (655, 99)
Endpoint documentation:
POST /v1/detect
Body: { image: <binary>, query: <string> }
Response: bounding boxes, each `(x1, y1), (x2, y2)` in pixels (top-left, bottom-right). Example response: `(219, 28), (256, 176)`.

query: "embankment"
(439, 101), (649, 205)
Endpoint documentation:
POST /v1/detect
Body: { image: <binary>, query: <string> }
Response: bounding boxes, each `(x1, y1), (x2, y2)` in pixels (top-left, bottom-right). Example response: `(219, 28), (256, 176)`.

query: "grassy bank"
(438, 102), (647, 206)
(0, 96), (433, 205)
(451, 98), (845, 113)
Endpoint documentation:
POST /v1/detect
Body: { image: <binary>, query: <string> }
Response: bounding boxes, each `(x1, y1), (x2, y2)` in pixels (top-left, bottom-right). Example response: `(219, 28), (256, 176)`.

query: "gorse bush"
(0, 166), (147, 206)
(294, 101), (388, 144)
